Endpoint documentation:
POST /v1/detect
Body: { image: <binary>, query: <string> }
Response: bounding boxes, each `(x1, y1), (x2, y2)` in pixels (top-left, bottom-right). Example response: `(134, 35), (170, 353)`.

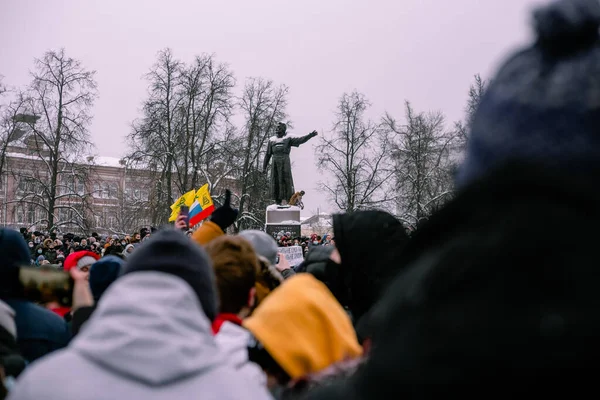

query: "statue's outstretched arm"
(289, 131), (318, 147)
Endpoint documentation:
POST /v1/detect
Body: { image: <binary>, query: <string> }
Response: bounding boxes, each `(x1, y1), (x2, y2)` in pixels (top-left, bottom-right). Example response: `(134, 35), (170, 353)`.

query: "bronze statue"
(263, 123), (317, 205)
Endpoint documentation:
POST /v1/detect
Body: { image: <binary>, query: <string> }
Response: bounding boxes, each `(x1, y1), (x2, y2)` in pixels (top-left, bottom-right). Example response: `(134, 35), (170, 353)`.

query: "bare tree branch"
(317, 91), (395, 213)
(10, 49), (98, 231)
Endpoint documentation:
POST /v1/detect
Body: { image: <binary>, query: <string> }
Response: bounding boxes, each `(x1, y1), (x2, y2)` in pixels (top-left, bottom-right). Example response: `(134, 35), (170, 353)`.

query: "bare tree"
(11, 161), (95, 233)
(198, 123), (243, 194)
(12, 49), (98, 230)
(236, 77), (289, 231)
(175, 54), (236, 192)
(127, 49), (237, 225)
(317, 91), (394, 213)
(455, 74), (488, 150)
(127, 48), (182, 224)
(384, 101), (457, 228)
(0, 91), (29, 185)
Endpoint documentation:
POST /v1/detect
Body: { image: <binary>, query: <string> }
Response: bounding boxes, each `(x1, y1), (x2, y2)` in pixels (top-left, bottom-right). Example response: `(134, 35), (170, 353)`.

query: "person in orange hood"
(244, 274), (362, 396)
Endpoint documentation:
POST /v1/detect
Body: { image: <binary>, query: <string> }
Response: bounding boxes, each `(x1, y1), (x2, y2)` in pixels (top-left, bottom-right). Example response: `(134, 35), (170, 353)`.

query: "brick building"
(0, 139), (155, 234)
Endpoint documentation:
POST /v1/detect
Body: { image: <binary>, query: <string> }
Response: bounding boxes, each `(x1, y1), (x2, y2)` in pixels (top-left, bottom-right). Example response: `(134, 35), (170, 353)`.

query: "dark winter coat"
(332, 210), (409, 325)
(2, 299), (70, 363)
(306, 162), (600, 399)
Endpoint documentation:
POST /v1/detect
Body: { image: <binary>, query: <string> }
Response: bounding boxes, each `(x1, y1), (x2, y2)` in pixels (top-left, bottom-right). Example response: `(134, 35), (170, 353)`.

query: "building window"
(93, 183), (102, 198)
(109, 183), (118, 199)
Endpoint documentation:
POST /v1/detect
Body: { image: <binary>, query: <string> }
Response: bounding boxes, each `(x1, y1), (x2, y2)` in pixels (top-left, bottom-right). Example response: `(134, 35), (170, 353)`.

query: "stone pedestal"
(265, 204), (301, 238)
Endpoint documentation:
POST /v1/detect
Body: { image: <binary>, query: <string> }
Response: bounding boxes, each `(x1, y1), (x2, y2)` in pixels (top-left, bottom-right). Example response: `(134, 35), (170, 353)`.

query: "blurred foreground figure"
(307, 0), (600, 398)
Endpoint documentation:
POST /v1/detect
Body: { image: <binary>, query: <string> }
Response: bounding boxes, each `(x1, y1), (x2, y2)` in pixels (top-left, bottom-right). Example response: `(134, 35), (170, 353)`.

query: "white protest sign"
(278, 245), (304, 267)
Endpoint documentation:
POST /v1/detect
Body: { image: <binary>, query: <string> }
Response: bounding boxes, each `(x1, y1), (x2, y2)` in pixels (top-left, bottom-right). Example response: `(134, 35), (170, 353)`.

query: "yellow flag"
(189, 184), (215, 227)
(195, 184), (214, 208)
(168, 189), (196, 222)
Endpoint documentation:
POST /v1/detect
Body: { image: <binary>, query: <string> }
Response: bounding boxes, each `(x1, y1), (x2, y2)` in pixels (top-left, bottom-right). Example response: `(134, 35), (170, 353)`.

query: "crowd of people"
(20, 228), (155, 266)
(271, 231), (333, 255)
(1, 0), (598, 398)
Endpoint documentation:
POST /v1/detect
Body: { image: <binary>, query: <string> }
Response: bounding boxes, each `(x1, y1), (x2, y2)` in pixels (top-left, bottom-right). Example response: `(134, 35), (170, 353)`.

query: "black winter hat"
(121, 228), (218, 321)
(0, 229), (32, 298)
(457, 0), (600, 188)
(89, 255), (124, 302)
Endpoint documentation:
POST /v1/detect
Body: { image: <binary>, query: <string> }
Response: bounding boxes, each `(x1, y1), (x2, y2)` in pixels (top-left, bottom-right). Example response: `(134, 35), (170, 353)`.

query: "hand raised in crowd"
(69, 265), (89, 282)
(174, 214), (188, 231)
(275, 252), (292, 273)
(210, 190), (239, 232)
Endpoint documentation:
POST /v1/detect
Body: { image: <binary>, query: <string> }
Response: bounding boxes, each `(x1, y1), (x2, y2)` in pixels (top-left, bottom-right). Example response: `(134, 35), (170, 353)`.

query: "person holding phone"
(179, 205), (190, 231)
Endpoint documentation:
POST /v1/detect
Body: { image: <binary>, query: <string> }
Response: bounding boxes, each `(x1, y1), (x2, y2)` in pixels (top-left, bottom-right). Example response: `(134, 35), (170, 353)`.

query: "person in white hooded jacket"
(8, 229), (272, 400)
(204, 235), (268, 387)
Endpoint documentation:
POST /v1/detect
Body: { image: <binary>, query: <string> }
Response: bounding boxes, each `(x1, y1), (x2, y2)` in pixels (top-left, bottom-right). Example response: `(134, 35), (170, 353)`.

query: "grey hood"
(72, 271), (222, 386)
(215, 321), (266, 386)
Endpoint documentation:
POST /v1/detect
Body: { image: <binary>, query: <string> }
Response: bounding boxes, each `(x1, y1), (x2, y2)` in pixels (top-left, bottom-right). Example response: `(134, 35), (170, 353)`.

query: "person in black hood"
(0, 229), (69, 362)
(330, 210), (409, 327)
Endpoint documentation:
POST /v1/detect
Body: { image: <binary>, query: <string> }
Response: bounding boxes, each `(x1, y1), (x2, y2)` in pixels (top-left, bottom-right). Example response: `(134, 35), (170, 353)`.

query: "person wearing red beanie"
(63, 251), (100, 274)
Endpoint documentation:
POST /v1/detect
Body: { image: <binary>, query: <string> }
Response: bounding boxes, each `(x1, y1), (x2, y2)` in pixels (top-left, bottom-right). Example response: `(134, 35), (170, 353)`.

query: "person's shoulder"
(8, 300), (64, 324)
(8, 349), (77, 398)
(216, 321), (250, 350)
(198, 363), (271, 400)
(10, 300), (68, 338)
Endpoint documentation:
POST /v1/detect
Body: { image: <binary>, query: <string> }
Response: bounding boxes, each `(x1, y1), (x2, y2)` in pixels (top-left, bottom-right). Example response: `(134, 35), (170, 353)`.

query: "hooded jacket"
(215, 321), (267, 386)
(332, 211), (409, 324)
(8, 272), (272, 400)
(244, 275), (362, 380)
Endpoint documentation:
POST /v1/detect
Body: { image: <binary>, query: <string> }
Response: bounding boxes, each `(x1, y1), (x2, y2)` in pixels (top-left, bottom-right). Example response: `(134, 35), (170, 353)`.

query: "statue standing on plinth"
(263, 123), (317, 205)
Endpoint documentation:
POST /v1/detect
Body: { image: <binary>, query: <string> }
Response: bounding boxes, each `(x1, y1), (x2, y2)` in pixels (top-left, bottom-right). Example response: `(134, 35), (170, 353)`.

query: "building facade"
(0, 141), (155, 234)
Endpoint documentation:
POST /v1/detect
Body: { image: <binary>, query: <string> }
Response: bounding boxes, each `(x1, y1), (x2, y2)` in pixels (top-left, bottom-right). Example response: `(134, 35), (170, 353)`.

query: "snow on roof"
(92, 156), (125, 168)
(6, 152), (43, 161)
(7, 152), (128, 169)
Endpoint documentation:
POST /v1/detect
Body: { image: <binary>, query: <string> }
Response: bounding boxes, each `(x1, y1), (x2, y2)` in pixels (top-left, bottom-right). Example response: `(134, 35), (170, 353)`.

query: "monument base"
(265, 204), (302, 238)
(266, 224), (301, 238)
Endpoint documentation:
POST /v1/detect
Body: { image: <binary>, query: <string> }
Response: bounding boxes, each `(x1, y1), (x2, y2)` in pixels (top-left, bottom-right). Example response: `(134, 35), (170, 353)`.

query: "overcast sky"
(1, 0), (545, 215)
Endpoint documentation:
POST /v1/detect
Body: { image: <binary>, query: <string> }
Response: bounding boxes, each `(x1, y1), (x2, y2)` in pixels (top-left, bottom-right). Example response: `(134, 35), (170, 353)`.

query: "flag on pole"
(168, 189), (196, 222)
(189, 184), (215, 227)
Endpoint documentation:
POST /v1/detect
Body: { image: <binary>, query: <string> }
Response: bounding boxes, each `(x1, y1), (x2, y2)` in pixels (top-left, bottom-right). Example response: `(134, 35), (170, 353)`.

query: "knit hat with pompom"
(457, 0), (600, 187)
